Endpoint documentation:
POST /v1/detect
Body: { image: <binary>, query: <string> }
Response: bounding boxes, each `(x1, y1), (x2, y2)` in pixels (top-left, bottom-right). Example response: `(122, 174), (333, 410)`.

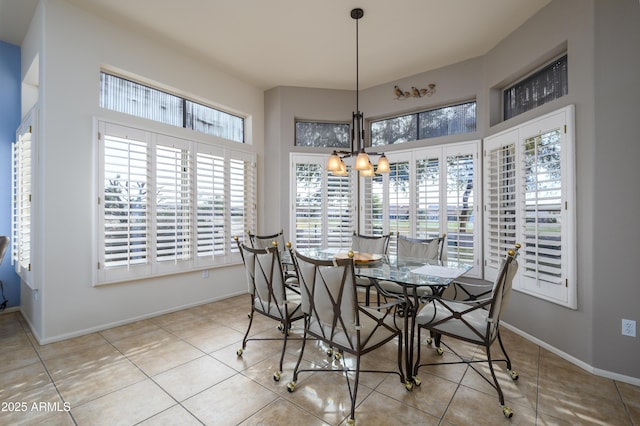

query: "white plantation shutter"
(155, 136), (192, 268)
(230, 154), (257, 252)
(291, 154), (355, 249)
(484, 131), (518, 282)
(387, 160), (411, 238)
(415, 153), (441, 240)
(361, 173), (384, 237)
(96, 120), (256, 285)
(196, 149), (225, 259)
(444, 144), (480, 275)
(484, 105), (576, 308)
(100, 124), (151, 282)
(12, 118), (35, 288)
(327, 171), (354, 248)
(357, 144), (480, 271)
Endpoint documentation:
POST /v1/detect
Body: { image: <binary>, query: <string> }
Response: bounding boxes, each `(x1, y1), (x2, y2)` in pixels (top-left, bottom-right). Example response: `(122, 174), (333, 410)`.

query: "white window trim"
(484, 105), (576, 309)
(95, 119), (256, 286)
(11, 108), (37, 289)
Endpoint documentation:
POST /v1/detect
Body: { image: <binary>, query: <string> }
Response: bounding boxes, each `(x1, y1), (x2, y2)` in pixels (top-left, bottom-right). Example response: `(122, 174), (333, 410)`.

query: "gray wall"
(592, 0), (640, 377)
(264, 0), (640, 380)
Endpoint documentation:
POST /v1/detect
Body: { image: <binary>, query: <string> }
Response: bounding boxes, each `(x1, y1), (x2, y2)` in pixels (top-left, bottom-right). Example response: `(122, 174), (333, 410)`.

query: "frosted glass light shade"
(326, 151), (342, 171)
(376, 154), (390, 174)
(355, 150), (370, 170)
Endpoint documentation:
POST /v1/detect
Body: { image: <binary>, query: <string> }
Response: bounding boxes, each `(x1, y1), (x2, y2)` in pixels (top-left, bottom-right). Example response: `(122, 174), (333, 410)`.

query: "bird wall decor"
(394, 83), (436, 100)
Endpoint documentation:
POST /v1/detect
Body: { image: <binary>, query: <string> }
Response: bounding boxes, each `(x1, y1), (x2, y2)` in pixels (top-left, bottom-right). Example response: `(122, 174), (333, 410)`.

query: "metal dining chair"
(376, 234), (447, 301)
(287, 249), (405, 425)
(234, 237), (304, 382)
(351, 232), (390, 305)
(414, 244), (521, 419)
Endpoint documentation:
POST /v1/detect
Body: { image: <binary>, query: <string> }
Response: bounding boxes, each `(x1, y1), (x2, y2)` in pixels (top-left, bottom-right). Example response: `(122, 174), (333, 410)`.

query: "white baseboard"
(501, 321), (640, 387)
(19, 291), (247, 345)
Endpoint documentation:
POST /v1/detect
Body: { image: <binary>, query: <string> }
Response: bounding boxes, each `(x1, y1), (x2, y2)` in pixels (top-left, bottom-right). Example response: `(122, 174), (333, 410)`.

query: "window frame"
(99, 72), (245, 143)
(360, 141), (482, 276)
(503, 54), (568, 121)
(11, 109), (37, 289)
(484, 105), (576, 308)
(95, 120), (256, 286)
(370, 100), (477, 147)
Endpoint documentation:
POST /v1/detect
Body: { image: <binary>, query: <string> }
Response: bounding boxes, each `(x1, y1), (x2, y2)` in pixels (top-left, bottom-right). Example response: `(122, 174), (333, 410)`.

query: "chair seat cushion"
(416, 299), (488, 343)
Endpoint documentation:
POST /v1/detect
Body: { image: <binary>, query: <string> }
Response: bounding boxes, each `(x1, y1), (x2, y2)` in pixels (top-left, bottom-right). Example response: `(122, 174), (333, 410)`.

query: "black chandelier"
(326, 8), (390, 177)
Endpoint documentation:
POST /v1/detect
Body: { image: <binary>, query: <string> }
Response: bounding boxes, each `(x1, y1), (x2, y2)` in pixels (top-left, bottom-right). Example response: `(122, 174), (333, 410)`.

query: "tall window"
(360, 142), (481, 275)
(484, 105), (576, 308)
(100, 72), (244, 143)
(503, 55), (568, 121)
(11, 111), (36, 289)
(290, 155), (355, 249)
(97, 121), (256, 285)
(290, 143), (481, 274)
(371, 101), (476, 147)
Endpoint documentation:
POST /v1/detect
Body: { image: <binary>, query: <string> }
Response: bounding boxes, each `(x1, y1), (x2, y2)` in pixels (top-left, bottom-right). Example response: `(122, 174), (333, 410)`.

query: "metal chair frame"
(414, 244), (521, 419)
(235, 238), (304, 382)
(288, 250), (405, 425)
(351, 232), (390, 305)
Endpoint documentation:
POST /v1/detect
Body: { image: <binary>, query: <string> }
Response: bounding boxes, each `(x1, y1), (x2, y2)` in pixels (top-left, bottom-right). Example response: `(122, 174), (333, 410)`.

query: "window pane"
(446, 154), (475, 264)
(100, 72), (244, 144)
(504, 55), (568, 120)
(294, 163), (323, 248)
(103, 135), (149, 268)
(415, 156), (440, 239)
(100, 73), (183, 127)
(186, 101), (244, 143)
(196, 152), (225, 257)
(371, 101), (476, 147)
(418, 102), (476, 138)
(523, 130), (563, 284)
(156, 143), (191, 262)
(388, 161), (411, 236)
(371, 115), (417, 147)
(295, 121), (350, 148)
(486, 143), (517, 270)
(327, 171), (354, 248)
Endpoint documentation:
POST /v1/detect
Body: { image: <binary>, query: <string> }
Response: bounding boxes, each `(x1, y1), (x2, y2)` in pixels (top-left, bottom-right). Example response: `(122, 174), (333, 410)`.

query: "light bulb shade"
(333, 159), (348, 176)
(376, 153), (390, 173)
(359, 161), (375, 177)
(326, 151), (342, 172)
(355, 150), (370, 170)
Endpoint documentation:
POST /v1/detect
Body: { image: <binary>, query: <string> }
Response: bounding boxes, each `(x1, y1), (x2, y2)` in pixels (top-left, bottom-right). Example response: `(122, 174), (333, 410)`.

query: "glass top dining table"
(291, 248), (471, 289)
(286, 248), (472, 389)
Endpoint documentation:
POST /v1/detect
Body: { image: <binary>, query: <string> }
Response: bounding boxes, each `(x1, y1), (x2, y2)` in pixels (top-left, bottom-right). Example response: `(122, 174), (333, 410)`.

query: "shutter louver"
(156, 142), (191, 263)
(446, 153), (475, 265)
(327, 170), (353, 248)
(415, 156), (440, 239)
(103, 134), (149, 268)
(522, 129), (563, 285)
(196, 152), (225, 257)
(294, 163), (323, 249)
(13, 129), (32, 276)
(486, 142), (517, 273)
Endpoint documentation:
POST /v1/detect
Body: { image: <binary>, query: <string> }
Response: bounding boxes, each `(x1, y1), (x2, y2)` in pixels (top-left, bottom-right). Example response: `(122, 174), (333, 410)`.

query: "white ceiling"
(0, 0), (551, 90)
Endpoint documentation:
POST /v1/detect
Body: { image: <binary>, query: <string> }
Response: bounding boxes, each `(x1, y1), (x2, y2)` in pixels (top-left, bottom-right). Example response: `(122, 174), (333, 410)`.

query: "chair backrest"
(351, 232), (390, 255)
(0, 236), (9, 265)
(238, 243), (289, 317)
(486, 245), (520, 338)
(293, 250), (360, 351)
(248, 229), (286, 250)
(396, 234), (446, 261)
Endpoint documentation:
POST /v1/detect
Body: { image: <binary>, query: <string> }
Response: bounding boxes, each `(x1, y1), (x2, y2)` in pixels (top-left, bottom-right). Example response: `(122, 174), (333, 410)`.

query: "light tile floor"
(0, 294), (638, 425)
